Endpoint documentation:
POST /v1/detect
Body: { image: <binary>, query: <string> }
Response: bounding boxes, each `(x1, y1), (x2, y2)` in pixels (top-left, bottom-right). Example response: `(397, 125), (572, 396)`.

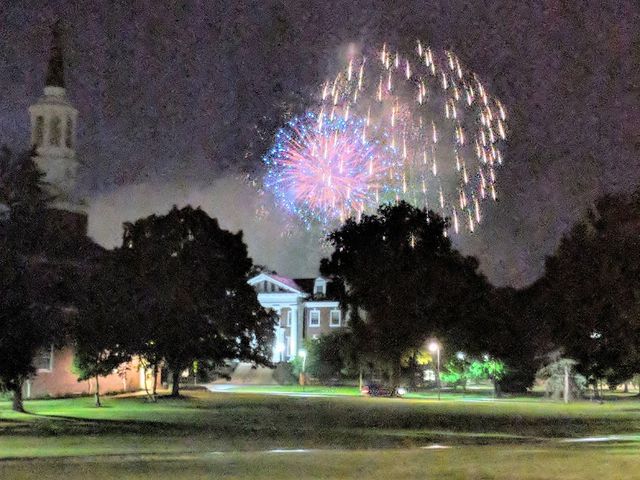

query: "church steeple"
(45, 21), (65, 88)
(28, 22), (81, 211)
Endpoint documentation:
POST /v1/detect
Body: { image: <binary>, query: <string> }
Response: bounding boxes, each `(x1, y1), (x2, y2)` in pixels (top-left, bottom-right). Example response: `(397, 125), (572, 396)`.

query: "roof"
(294, 277), (341, 301)
(45, 22), (65, 88)
(269, 274), (304, 292)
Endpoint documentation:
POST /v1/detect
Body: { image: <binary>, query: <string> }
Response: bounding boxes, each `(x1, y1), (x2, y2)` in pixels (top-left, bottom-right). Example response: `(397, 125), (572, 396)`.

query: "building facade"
(247, 273), (345, 362)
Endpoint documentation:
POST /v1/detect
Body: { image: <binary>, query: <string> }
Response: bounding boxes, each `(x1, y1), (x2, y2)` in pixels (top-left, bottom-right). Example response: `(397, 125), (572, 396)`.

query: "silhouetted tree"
(541, 194), (640, 389)
(0, 148), (62, 411)
(0, 249), (52, 411)
(321, 202), (492, 388)
(73, 253), (133, 407)
(122, 206), (275, 397)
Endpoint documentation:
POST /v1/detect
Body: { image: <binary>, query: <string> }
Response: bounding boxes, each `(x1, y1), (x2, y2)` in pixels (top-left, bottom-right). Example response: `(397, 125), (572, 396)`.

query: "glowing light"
(264, 112), (392, 226)
(263, 41), (508, 233)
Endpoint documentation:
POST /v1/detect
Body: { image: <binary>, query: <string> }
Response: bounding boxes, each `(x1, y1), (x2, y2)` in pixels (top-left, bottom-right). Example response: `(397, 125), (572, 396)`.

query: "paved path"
(204, 384), (341, 398)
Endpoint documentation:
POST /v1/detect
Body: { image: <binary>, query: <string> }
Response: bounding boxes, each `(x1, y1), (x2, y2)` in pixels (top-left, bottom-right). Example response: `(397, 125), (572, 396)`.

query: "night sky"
(1, 1), (638, 287)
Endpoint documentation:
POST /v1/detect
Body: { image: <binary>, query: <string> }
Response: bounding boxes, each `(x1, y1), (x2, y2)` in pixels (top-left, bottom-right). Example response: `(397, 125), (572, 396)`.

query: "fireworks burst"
(264, 111), (394, 226)
(264, 41), (507, 233)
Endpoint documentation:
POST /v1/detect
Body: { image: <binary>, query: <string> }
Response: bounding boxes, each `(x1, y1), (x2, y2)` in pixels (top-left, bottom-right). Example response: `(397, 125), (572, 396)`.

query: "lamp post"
(298, 349), (307, 390)
(428, 341), (441, 400)
(456, 351), (466, 395)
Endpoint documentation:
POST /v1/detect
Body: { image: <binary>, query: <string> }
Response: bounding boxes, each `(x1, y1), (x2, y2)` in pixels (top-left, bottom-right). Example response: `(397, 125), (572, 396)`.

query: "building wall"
(304, 306), (343, 339)
(25, 346), (145, 399)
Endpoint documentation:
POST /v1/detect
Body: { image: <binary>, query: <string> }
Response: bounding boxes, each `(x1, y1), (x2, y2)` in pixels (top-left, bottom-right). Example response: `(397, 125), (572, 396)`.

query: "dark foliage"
(73, 252), (134, 406)
(539, 194), (640, 386)
(321, 202), (495, 386)
(120, 205), (276, 396)
(0, 147), (71, 411)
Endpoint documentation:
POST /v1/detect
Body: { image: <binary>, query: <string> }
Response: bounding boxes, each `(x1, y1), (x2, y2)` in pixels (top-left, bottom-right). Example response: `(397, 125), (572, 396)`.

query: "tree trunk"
(152, 363), (159, 401)
(143, 366), (152, 401)
(11, 382), (25, 413)
(388, 363), (398, 390)
(358, 367), (363, 391)
(624, 382), (629, 393)
(493, 378), (502, 398)
(563, 364), (570, 404)
(94, 375), (102, 407)
(171, 370), (181, 397)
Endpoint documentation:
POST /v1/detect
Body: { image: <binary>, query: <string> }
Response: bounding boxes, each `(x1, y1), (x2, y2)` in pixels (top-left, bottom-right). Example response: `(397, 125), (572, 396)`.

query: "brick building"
(248, 273), (346, 362)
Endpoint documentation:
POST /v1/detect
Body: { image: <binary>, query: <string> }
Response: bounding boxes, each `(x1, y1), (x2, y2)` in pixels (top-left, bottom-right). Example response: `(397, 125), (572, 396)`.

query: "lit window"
(309, 310), (320, 327)
(34, 345), (54, 372)
(330, 310), (341, 327)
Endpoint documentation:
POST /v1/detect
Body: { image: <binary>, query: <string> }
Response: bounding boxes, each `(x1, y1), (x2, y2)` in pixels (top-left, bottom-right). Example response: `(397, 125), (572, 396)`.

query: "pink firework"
(264, 112), (393, 225)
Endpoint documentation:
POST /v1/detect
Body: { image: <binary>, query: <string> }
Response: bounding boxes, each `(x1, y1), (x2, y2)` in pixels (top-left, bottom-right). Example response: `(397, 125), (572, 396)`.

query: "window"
(314, 278), (327, 296)
(286, 310), (292, 326)
(330, 310), (341, 327)
(34, 116), (44, 147)
(309, 310), (320, 327)
(49, 116), (61, 146)
(65, 116), (73, 148)
(34, 345), (54, 372)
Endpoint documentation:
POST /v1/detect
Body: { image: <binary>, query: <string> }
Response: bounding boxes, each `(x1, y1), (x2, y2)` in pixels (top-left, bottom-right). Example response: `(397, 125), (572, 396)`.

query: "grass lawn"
(1, 389), (639, 478)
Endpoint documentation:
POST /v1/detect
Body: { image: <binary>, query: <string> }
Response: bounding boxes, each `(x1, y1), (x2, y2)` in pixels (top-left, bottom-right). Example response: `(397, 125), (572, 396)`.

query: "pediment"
(247, 273), (303, 294)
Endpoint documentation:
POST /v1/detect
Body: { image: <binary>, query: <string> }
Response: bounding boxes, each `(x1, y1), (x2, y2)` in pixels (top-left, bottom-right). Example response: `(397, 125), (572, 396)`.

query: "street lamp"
(456, 351), (466, 395)
(428, 341), (441, 400)
(298, 349), (307, 390)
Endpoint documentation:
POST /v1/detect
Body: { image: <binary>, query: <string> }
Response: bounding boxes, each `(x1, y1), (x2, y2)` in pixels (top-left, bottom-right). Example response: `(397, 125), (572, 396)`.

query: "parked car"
(360, 383), (406, 397)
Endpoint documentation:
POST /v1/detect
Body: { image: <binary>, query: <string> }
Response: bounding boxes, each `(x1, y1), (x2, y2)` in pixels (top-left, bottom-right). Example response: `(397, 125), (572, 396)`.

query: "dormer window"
(314, 278), (326, 296)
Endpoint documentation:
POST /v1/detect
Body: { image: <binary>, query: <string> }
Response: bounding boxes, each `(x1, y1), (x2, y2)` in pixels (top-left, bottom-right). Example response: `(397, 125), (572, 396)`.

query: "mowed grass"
(1, 390), (639, 478)
(2, 446), (639, 480)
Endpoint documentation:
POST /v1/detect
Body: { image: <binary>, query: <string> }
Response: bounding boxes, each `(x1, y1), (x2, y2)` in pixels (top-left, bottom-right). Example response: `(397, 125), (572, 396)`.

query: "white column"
(290, 304), (298, 359)
(272, 308), (282, 363)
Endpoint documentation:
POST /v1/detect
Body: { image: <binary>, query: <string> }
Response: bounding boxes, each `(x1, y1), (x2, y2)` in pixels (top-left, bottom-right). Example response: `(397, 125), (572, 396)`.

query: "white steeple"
(28, 22), (81, 211)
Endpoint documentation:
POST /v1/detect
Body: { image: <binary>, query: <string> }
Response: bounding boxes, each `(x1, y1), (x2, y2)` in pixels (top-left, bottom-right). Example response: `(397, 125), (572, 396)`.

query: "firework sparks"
(264, 41), (508, 233)
(264, 112), (393, 225)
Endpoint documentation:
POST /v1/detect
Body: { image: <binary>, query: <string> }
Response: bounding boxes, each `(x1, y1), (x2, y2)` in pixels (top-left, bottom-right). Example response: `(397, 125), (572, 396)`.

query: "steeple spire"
(45, 21), (65, 88)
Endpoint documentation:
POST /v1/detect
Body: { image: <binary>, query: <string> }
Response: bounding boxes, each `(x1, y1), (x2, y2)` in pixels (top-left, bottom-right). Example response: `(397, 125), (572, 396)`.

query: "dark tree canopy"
(0, 147), (70, 411)
(540, 194), (640, 386)
(0, 250), (52, 411)
(121, 205), (275, 396)
(73, 252), (134, 406)
(321, 201), (493, 385)
(0, 147), (52, 253)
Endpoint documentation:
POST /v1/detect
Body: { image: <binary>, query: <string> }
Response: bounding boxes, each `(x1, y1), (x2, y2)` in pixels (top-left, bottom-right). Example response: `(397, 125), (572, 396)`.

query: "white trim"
(257, 292), (305, 307)
(304, 301), (339, 308)
(308, 310), (320, 327)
